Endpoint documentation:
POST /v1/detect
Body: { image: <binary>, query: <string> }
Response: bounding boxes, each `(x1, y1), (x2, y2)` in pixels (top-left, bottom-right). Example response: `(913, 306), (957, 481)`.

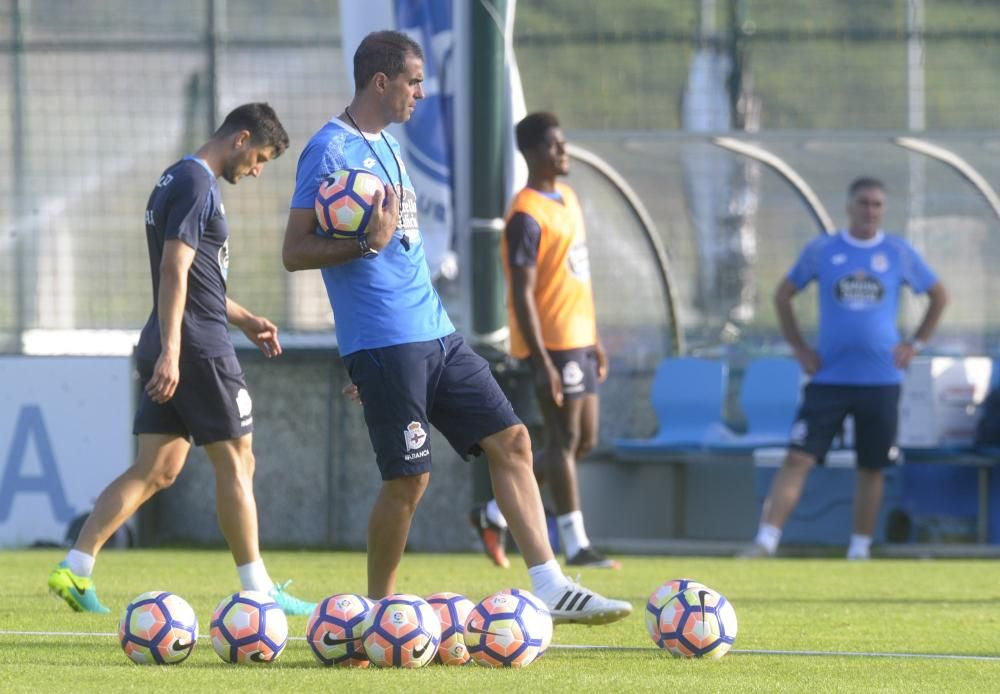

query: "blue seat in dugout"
(613, 357), (731, 455)
(708, 356), (803, 451)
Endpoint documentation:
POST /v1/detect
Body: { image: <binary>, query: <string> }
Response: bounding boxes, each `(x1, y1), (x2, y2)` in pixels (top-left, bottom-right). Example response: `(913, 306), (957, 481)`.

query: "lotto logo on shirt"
(834, 271), (884, 309)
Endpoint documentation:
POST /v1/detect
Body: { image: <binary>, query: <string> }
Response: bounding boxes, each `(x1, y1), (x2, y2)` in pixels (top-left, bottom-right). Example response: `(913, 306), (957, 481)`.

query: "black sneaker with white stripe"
(544, 582), (632, 625)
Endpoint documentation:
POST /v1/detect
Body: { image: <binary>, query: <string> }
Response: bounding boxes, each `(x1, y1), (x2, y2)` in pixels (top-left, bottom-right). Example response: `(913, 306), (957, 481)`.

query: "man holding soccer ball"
(48, 103), (315, 616)
(282, 30), (631, 624)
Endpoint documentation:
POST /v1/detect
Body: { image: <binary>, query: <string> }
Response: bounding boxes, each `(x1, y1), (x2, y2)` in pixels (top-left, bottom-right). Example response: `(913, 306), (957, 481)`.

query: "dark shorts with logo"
(789, 383), (901, 469)
(132, 353), (254, 446)
(343, 333), (522, 481)
(521, 346), (599, 401)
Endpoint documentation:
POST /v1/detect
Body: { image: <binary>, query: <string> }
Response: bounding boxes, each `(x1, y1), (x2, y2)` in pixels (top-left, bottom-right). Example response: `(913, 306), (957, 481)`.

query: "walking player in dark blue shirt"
(48, 103), (315, 615)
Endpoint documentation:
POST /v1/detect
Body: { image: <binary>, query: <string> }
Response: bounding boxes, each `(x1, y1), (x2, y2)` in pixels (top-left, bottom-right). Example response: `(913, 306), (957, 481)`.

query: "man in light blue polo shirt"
(281, 30), (630, 625)
(744, 177), (948, 560)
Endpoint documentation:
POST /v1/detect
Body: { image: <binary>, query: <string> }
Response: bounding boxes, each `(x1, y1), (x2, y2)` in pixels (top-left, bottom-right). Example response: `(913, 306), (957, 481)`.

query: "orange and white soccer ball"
(307, 593), (374, 667)
(645, 578), (707, 647)
(118, 591), (198, 665)
(465, 590), (550, 668)
(657, 586), (738, 659)
(314, 168), (384, 238)
(498, 588), (553, 656)
(426, 592), (475, 665)
(210, 590), (288, 664)
(361, 594), (441, 668)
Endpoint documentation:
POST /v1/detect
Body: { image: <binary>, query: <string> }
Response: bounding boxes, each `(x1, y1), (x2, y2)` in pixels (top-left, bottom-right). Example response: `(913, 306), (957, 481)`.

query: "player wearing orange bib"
(470, 112), (619, 569)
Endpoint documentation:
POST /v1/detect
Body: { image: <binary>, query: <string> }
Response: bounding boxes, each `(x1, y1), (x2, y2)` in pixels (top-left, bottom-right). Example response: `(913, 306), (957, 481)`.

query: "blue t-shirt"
(788, 229), (938, 385)
(290, 118), (454, 356)
(136, 157), (233, 361)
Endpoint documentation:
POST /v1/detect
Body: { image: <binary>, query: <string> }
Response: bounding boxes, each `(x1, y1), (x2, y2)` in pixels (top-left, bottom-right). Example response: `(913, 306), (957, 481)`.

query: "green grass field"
(3, 549), (999, 692)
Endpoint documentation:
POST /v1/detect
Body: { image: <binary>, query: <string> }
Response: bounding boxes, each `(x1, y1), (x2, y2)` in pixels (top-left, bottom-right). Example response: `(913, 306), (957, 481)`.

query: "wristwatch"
(358, 234), (378, 259)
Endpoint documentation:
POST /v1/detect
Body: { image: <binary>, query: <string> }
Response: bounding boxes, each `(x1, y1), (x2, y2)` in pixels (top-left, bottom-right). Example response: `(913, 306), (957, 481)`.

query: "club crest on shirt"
(831, 253), (847, 265)
(404, 421), (427, 451)
(364, 157), (376, 169)
(871, 252), (889, 273)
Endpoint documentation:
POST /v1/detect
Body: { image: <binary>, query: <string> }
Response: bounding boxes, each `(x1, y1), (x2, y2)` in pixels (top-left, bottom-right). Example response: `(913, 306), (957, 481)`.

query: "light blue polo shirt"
(290, 118), (453, 356)
(788, 229), (938, 385)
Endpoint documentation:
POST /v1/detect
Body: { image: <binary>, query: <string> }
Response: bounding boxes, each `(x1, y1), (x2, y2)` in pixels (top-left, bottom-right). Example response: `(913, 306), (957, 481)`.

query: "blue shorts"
(789, 383), (901, 469)
(343, 333), (522, 480)
(521, 345), (599, 401)
(133, 353), (254, 446)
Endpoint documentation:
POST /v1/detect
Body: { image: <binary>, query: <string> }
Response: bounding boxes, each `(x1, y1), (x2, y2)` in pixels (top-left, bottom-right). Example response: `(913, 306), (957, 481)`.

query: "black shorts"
(343, 333), (522, 481)
(133, 353), (254, 446)
(789, 383), (901, 469)
(522, 346), (599, 400)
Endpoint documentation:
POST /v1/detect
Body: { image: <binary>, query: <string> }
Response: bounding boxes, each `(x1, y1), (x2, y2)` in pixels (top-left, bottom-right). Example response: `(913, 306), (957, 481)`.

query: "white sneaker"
(846, 548), (870, 561)
(542, 581), (632, 625)
(736, 542), (774, 559)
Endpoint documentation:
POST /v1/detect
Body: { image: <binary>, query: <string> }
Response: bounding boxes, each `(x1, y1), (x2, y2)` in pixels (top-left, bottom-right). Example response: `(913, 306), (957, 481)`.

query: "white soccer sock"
(755, 523), (782, 555)
(485, 498), (508, 529)
(557, 510), (590, 559)
(847, 534), (872, 559)
(236, 559), (274, 593)
(65, 549), (95, 578)
(528, 559), (569, 603)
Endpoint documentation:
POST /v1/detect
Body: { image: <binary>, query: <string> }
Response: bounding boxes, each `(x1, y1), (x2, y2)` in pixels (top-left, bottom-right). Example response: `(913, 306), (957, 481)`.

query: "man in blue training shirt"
(282, 30), (630, 625)
(743, 177), (948, 560)
(48, 103), (315, 616)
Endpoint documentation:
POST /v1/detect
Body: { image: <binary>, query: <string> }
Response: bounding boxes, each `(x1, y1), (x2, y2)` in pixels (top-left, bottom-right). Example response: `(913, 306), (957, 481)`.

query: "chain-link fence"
(2, 0), (998, 359)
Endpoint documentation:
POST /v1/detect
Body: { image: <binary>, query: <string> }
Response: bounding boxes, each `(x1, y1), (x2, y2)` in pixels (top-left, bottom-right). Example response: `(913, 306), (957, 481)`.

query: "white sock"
(65, 549), (95, 578)
(485, 498), (508, 529)
(847, 534), (872, 559)
(557, 510), (590, 559)
(528, 559), (569, 603)
(236, 559), (274, 593)
(755, 523), (782, 555)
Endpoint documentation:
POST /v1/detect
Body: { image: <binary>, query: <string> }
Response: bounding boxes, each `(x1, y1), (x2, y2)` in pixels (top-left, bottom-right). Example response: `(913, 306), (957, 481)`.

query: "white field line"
(1, 630), (999, 662)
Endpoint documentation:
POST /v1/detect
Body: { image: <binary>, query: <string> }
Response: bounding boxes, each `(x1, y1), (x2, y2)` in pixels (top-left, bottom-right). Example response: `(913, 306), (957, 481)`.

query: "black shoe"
(565, 546), (621, 569)
(468, 506), (510, 568)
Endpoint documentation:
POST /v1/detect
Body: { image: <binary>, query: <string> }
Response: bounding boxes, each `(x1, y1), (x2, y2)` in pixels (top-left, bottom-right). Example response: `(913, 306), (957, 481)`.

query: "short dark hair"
(516, 112), (560, 154)
(215, 102), (289, 158)
(848, 176), (886, 198)
(353, 30), (423, 92)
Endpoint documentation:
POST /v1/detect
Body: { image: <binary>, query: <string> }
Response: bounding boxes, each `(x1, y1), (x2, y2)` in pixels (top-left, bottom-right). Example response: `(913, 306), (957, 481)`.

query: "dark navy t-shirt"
(135, 157), (233, 361)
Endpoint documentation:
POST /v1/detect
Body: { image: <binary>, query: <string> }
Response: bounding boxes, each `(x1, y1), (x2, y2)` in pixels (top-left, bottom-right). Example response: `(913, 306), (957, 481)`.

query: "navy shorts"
(521, 346), (599, 401)
(343, 333), (522, 481)
(133, 353), (254, 446)
(789, 383), (901, 469)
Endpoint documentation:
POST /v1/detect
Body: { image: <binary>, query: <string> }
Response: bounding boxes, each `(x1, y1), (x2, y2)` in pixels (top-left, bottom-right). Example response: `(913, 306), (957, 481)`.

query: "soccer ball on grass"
(307, 593), (374, 667)
(657, 585), (737, 659)
(465, 590), (550, 668)
(361, 593), (441, 668)
(210, 590), (288, 664)
(118, 591), (197, 665)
